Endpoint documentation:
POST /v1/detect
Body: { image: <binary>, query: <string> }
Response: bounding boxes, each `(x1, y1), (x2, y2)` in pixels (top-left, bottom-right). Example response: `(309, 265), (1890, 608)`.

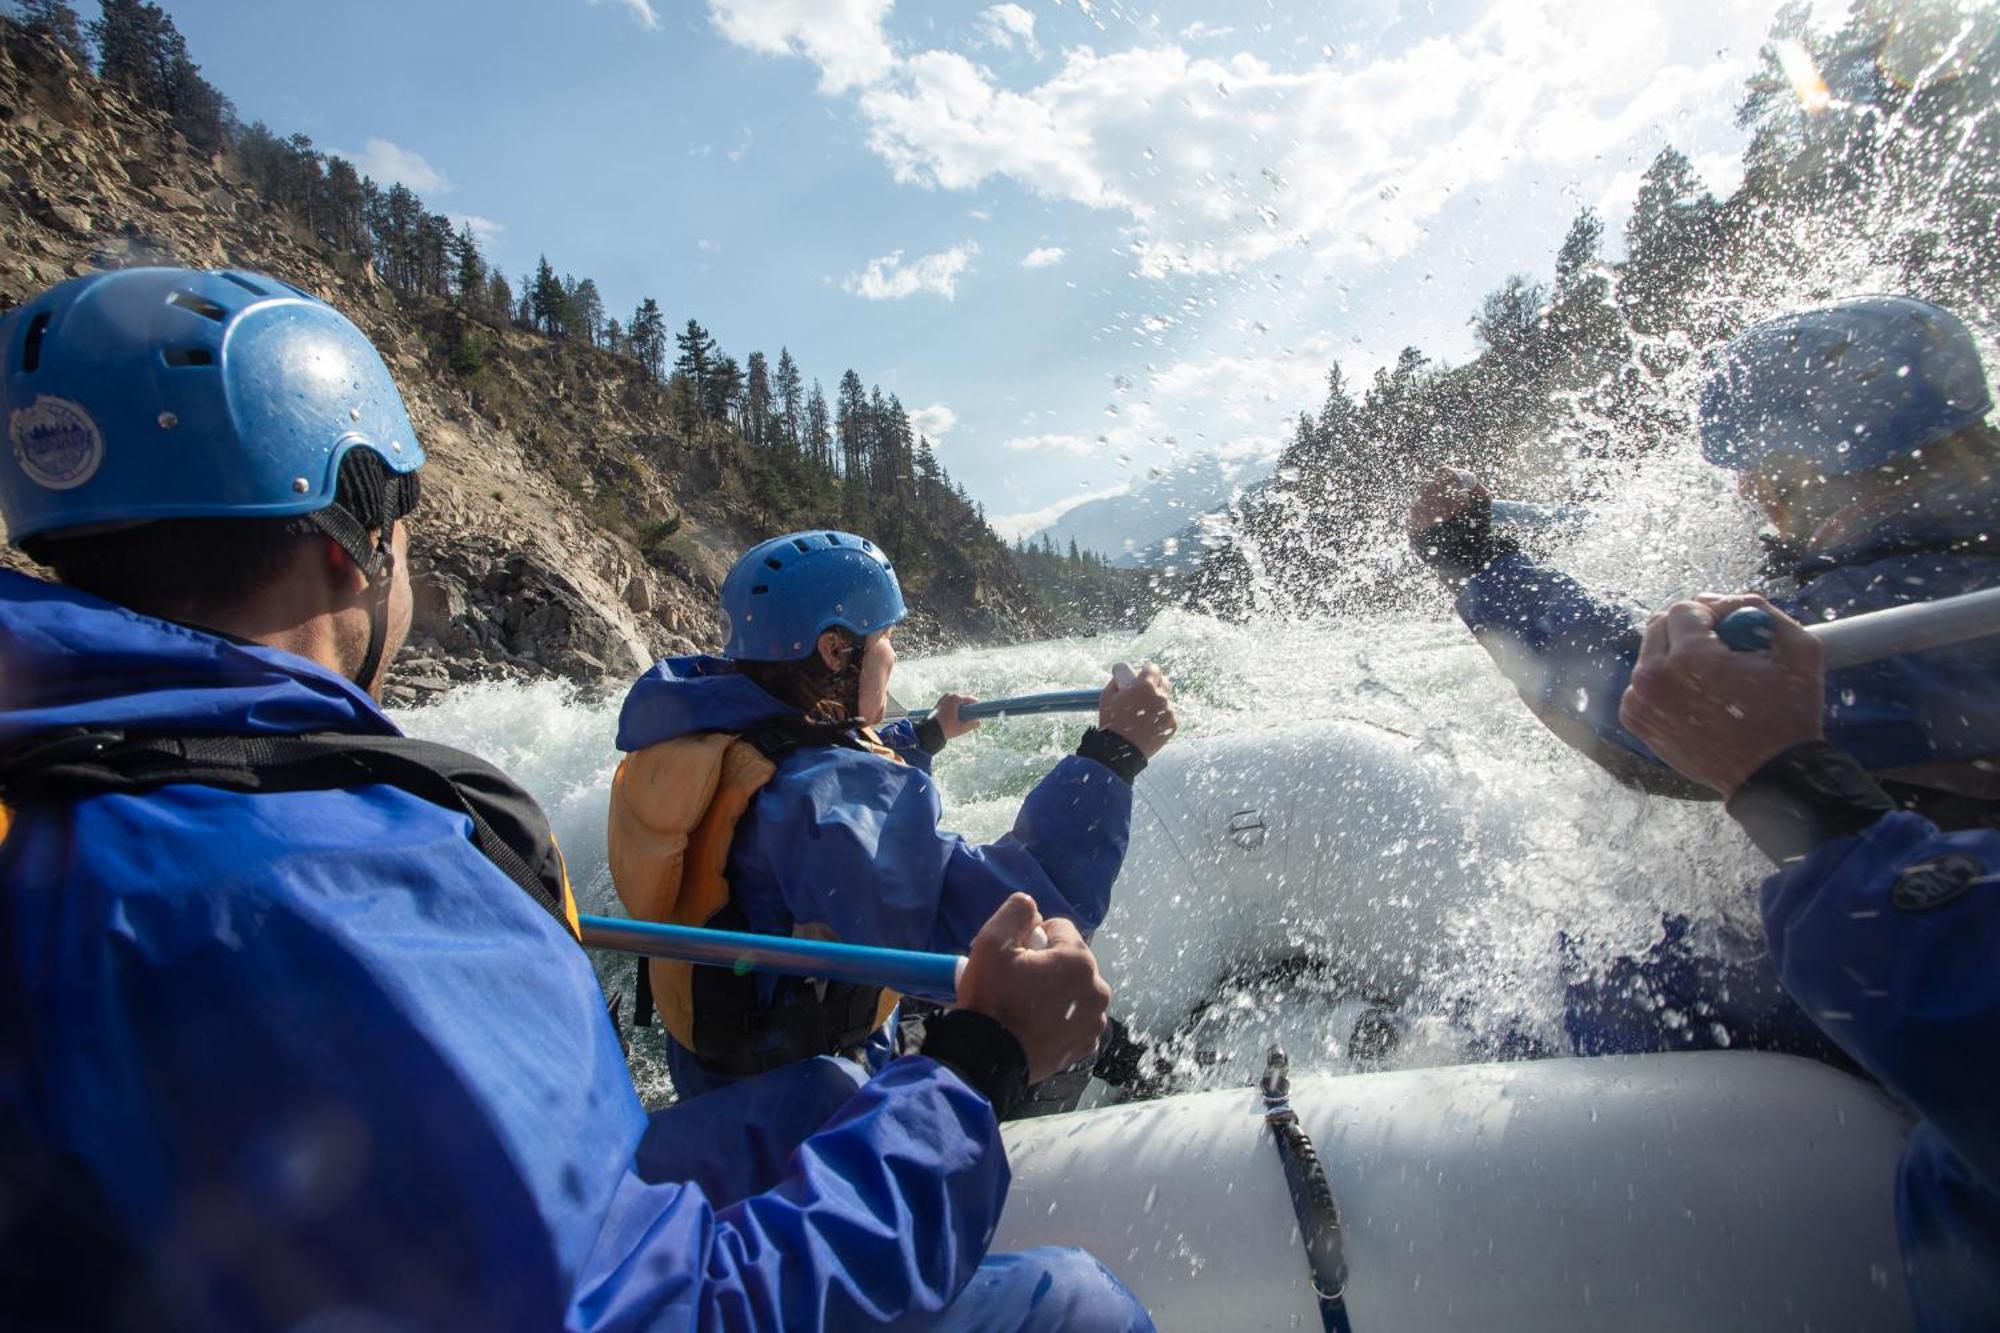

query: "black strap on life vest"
(630, 715), (891, 1078)
(1261, 1046), (1352, 1333)
(0, 726), (574, 938)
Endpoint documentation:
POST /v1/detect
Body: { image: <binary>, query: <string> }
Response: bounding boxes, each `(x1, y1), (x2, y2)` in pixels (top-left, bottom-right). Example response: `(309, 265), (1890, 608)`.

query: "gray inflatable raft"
(994, 1052), (1913, 1331)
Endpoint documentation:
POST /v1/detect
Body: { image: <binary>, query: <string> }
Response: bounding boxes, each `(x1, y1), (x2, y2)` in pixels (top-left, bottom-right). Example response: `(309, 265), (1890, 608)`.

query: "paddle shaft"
(578, 913), (963, 998)
(1716, 585), (2000, 669)
(904, 688), (1103, 724)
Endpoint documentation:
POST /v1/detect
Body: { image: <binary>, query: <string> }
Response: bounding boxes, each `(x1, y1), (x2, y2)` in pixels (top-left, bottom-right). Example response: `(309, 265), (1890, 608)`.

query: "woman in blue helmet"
(609, 530), (1177, 1099)
(0, 268), (1152, 1331)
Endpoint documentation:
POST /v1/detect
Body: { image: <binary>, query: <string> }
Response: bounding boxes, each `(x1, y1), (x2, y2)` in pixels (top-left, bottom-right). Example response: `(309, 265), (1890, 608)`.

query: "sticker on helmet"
(9, 395), (104, 491)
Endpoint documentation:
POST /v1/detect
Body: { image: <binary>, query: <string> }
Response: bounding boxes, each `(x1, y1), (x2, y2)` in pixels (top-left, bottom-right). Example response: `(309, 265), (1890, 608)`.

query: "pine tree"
(486, 271), (515, 323)
(743, 351), (773, 447)
(567, 277), (604, 346)
(18, 1), (89, 62)
(89, 0), (231, 153)
(673, 320), (716, 414)
(773, 347), (804, 453)
(1553, 207), (1604, 293)
(452, 224), (485, 306)
(1620, 148), (1719, 336)
(835, 371), (868, 484)
(628, 299), (667, 382)
(804, 380), (833, 472)
(528, 257), (566, 336)
(705, 354), (743, 423)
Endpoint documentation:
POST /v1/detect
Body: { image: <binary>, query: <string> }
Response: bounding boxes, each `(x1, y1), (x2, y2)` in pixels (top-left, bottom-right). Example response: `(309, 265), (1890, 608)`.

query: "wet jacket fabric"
(1759, 807), (2000, 1330)
(1451, 481), (2000, 1057)
(1454, 479), (2000, 786)
(614, 656), (1134, 1098)
(0, 571), (1146, 1331)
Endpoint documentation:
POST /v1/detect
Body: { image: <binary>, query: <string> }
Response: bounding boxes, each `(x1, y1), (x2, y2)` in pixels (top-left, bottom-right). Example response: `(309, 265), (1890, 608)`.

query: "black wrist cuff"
(914, 717), (948, 755)
(1412, 495), (1519, 586)
(920, 1009), (1028, 1119)
(1078, 727), (1148, 783)
(1726, 742), (1897, 865)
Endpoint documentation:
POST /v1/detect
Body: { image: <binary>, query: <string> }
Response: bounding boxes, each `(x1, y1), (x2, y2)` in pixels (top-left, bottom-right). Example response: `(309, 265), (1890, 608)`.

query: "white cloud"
(1179, 21), (1235, 42)
(449, 214), (506, 246)
(842, 243), (979, 300)
(696, 238), (722, 252)
(714, 0), (1784, 279)
(978, 4), (1039, 56)
(332, 137), (450, 194)
(1020, 245), (1066, 268)
(990, 482), (1132, 541)
(589, 0), (660, 30)
(707, 0), (895, 93)
(1004, 432), (1098, 456)
(909, 402), (958, 439)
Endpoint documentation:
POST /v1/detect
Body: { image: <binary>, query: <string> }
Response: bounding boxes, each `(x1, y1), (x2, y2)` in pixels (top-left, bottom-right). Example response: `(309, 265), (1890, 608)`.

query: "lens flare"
(1773, 39), (1832, 114)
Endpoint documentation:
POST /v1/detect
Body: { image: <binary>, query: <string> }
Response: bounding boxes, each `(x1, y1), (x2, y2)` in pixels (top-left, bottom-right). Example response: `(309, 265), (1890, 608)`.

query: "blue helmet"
(1698, 295), (1992, 477)
(1, 266), (423, 545)
(719, 530), (907, 661)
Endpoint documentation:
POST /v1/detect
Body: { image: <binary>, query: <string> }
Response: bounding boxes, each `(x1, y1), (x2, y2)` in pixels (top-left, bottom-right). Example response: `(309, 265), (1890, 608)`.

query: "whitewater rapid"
(397, 464), (1778, 1099)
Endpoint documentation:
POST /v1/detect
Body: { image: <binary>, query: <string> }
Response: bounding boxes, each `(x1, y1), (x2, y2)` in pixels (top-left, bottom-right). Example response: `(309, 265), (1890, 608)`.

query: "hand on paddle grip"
(955, 894), (1110, 1083)
(1099, 660), (1177, 759)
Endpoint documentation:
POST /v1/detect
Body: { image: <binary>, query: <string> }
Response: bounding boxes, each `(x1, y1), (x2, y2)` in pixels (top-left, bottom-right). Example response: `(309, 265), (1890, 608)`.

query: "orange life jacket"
(607, 726), (901, 1076)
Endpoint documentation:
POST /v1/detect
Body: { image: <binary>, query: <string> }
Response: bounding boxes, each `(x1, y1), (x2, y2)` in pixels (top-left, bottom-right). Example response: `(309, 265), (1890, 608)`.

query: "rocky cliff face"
(0, 27), (1044, 705)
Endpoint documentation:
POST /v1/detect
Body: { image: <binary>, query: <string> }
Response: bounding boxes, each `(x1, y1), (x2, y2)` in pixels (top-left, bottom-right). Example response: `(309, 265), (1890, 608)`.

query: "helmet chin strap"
(305, 502), (397, 694)
(351, 536), (395, 695)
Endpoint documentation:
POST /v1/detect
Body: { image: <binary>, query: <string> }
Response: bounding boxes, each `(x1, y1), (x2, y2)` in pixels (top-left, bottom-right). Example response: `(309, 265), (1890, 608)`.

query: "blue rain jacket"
(1455, 480), (2000, 782)
(1455, 483), (2000, 1058)
(0, 571), (1141, 1332)
(1760, 811), (2000, 1330)
(614, 657), (1134, 1097)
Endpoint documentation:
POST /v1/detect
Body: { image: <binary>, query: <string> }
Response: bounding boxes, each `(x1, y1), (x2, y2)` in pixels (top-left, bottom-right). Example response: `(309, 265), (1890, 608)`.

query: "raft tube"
(995, 1052), (1912, 1331)
(1098, 719), (1541, 1031)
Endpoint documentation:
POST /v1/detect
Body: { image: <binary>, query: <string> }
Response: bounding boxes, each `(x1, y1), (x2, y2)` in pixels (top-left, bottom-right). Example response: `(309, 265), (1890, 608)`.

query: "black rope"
(1261, 1046), (1352, 1333)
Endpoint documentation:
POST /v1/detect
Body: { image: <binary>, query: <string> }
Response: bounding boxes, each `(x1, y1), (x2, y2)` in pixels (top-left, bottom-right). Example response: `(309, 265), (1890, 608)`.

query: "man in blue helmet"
(1404, 295), (2000, 1057)
(1618, 593), (2000, 1330)
(609, 529), (1178, 1100)
(0, 268), (1152, 1331)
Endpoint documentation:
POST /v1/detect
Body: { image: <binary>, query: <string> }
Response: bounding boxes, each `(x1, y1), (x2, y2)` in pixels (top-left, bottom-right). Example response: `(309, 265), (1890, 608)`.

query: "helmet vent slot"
(750, 584), (769, 595)
(167, 291), (228, 321)
(824, 532), (840, 544)
(792, 538), (811, 552)
(764, 557), (783, 570)
(163, 347), (214, 367)
(219, 273), (268, 296)
(20, 313), (50, 372)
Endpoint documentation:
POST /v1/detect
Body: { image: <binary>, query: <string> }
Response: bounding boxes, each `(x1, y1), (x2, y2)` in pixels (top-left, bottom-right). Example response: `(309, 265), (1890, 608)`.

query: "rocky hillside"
(0, 24), (1051, 705)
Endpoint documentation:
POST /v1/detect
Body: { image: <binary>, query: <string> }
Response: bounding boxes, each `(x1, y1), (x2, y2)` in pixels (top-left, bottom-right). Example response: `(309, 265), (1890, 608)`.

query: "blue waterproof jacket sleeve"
(1454, 552), (1651, 764)
(732, 750), (1131, 958)
(1760, 812), (2000, 1327)
(875, 717), (936, 774)
(1455, 549), (2000, 781)
(0, 783), (1013, 1332)
(578, 1057), (1008, 1331)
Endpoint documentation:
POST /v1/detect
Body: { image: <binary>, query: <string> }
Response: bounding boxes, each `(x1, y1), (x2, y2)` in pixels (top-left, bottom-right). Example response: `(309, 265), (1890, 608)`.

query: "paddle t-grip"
(1716, 606), (1778, 652)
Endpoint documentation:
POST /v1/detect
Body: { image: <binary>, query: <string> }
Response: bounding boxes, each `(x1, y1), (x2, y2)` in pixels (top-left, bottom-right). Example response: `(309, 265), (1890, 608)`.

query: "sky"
(145, 0), (1794, 538)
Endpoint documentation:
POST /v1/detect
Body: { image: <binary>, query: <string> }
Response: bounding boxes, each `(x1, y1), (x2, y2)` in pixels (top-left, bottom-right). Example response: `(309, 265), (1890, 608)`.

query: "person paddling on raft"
(609, 530), (1178, 1100)
(1619, 595), (2000, 1330)
(0, 268), (1153, 1331)
(1406, 296), (2000, 1059)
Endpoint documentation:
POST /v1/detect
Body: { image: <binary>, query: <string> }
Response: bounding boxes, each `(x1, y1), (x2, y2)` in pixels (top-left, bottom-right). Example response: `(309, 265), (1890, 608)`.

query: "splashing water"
(395, 545), (1771, 1102)
(395, 6), (2000, 1103)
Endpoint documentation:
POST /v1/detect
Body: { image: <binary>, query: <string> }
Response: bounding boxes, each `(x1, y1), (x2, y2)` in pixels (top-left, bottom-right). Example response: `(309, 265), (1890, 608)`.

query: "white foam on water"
(396, 554), (1770, 1095)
